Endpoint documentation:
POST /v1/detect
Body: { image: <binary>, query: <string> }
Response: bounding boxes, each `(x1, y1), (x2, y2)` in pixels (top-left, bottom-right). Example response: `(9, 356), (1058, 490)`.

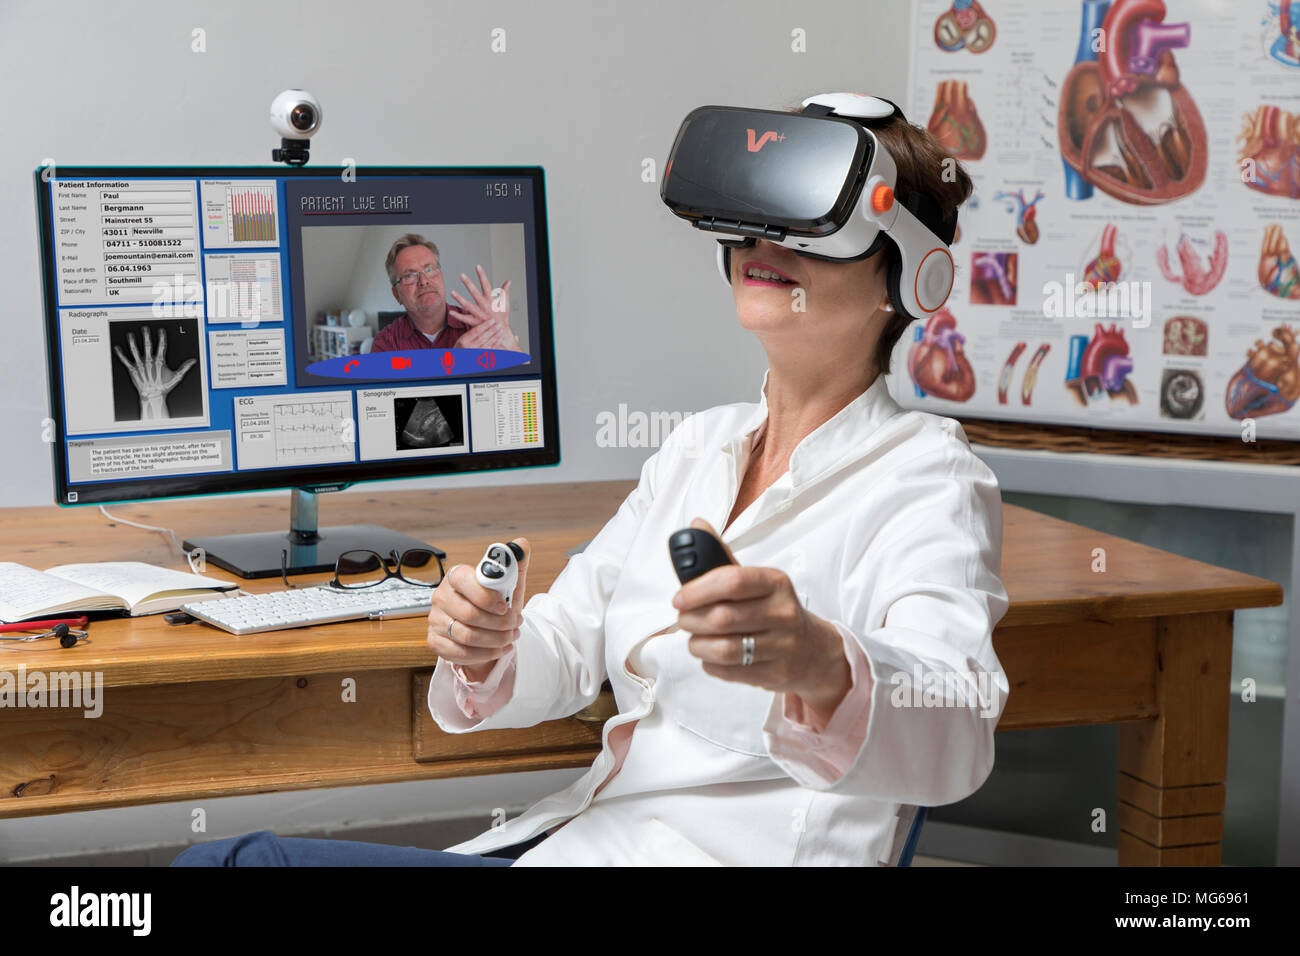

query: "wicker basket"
(958, 417), (1300, 466)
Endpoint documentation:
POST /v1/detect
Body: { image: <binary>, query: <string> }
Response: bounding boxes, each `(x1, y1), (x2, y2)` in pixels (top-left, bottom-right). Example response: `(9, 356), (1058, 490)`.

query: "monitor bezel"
(35, 165), (560, 506)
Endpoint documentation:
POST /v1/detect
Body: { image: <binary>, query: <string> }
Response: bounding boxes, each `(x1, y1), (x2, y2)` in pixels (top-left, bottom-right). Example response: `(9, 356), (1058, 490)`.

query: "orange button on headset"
(871, 184), (894, 213)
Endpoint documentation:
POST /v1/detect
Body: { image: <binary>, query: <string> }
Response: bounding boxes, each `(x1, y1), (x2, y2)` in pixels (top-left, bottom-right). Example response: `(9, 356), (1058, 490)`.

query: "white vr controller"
(475, 541), (525, 607)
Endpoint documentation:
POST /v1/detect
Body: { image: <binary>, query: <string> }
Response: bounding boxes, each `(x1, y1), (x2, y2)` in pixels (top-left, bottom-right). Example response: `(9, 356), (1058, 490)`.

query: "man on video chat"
(370, 233), (521, 353)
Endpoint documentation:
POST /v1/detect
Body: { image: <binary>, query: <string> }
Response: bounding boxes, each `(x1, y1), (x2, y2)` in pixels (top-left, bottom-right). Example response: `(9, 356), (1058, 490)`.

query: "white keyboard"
(182, 578), (434, 635)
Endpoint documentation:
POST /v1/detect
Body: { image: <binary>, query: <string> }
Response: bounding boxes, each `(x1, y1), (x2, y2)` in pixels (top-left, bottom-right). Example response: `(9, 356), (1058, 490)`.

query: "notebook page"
(0, 562), (117, 621)
(46, 562), (235, 610)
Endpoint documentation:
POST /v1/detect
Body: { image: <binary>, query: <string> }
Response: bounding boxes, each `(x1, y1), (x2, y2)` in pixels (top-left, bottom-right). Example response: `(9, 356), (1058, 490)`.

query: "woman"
(174, 99), (1007, 867)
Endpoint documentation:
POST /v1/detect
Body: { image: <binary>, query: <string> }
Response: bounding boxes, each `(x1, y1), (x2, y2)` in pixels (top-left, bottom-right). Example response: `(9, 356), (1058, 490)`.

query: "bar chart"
(226, 185), (277, 243)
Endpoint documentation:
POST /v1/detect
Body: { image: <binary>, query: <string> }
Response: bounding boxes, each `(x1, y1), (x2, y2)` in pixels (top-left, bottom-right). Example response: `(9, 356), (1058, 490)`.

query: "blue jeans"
(170, 829), (548, 867)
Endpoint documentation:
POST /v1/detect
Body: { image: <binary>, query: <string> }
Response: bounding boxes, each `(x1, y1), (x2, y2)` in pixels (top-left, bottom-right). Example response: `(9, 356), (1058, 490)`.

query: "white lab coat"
(429, 370), (1009, 865)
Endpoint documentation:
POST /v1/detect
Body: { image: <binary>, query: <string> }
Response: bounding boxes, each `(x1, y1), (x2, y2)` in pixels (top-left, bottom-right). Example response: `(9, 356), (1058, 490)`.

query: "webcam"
(270, 89), (322, 166)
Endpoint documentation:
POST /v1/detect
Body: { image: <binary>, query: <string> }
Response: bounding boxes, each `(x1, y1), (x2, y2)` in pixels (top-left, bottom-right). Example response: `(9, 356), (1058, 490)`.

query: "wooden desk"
(0, 484), (1282, 865)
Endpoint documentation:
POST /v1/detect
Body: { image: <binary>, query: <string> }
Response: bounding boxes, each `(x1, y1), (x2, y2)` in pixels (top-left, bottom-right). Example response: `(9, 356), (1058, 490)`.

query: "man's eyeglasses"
(393, 264), (442, 287)
(280, 548), (447, 590)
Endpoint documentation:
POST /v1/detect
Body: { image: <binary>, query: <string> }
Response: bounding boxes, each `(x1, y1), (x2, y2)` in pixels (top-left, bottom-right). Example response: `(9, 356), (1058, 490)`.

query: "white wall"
(0, 0), (913, 858)
(300, 227), (366, 329)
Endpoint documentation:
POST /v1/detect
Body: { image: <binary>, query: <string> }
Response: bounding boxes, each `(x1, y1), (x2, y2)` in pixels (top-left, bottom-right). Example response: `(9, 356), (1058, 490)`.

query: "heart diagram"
(928, 80), (987, 160)
(1238, 105), (1300, 200)
(934, 0), (997, 54)
(1259, 224), (1300, 299)
(1225, 325), (1300, 420)
(1065, 323), (1137, 406)
(1162, 316), (1208, 357)
(971, 252), (1018, 305)
(1059, 0), (1207, 205)
(1082, 224), (1123, 290)
(1156, 230), (1227, 296)
(908, 309), (977, 402)
(994, 189), (1044, 244)
(1266, 1), (1300, 67)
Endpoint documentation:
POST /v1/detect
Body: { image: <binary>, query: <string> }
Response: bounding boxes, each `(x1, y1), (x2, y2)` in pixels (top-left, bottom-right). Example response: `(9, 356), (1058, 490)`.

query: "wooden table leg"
(1117, 611), (1232, 866)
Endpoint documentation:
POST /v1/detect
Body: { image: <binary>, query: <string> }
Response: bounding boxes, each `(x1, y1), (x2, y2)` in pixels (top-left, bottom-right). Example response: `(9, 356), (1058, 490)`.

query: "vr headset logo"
(747, 129), (786, 152)
(661, 92), (956, 323)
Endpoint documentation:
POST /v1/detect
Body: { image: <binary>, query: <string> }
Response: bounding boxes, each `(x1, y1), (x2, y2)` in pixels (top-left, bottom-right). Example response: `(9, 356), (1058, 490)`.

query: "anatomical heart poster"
(894, 0), (1300, 440)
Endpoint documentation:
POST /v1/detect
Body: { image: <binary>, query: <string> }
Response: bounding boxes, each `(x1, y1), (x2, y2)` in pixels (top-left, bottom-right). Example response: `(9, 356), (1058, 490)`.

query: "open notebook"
(0, 561), (238, 622)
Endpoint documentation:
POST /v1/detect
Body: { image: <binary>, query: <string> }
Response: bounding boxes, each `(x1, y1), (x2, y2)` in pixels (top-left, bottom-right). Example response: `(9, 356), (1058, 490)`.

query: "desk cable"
(98, 505), (206, 575)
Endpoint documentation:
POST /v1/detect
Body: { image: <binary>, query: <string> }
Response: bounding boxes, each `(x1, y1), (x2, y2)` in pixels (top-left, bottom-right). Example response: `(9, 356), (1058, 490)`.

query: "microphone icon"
(441, 352), (455, 374)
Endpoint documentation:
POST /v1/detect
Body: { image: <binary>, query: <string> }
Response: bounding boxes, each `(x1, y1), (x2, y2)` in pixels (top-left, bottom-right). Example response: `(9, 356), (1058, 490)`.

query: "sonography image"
(394, 395), (464, 449)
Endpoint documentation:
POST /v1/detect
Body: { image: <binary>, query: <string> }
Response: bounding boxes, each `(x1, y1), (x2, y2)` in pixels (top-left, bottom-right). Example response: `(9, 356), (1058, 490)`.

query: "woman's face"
(730, 239), (892, 364)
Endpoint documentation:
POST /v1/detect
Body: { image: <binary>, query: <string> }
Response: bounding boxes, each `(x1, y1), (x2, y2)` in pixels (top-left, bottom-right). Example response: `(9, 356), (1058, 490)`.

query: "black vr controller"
(668, 527), (734, 584)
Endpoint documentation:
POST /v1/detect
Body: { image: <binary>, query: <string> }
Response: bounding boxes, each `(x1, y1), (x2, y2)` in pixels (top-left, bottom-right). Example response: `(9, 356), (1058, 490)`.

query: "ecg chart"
(234, 392), (355, 469)
(273, 399), (353, 462)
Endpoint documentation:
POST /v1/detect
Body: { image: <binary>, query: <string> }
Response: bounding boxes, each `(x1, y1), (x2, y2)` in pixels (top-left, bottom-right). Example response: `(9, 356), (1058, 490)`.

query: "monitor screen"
(34, 166), (559, 506)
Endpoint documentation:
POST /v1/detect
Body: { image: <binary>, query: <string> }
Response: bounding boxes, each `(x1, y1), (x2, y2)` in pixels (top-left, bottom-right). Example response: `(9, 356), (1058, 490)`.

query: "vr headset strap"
(800, 97), (908, 123)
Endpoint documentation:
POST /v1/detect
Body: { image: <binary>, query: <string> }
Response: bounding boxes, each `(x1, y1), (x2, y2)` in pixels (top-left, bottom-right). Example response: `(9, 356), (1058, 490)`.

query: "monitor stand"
(182, 488), (438, 580)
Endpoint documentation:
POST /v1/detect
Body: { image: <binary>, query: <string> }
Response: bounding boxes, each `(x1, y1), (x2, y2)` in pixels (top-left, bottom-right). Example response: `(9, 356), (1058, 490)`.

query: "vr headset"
(660, 92), (956, 322)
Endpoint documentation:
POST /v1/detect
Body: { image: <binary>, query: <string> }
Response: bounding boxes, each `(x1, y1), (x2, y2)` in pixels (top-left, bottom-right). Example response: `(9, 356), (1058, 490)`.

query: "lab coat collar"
(722, 368), (903, 491)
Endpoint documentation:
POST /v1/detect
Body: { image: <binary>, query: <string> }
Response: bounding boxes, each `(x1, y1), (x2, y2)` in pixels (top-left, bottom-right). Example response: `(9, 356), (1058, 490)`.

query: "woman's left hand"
(672, 519), (852, 720)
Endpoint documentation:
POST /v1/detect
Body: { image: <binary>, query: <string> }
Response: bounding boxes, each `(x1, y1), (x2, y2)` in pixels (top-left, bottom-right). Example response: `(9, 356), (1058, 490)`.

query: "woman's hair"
(786, 101), (973, 376)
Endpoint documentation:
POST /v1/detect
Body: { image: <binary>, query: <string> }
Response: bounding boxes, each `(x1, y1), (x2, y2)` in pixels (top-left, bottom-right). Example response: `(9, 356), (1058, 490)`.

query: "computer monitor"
(34, 166), (559, 577)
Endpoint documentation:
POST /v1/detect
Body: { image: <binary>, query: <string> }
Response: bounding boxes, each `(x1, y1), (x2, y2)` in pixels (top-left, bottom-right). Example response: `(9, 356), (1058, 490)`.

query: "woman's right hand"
(427, 537), (530, 682)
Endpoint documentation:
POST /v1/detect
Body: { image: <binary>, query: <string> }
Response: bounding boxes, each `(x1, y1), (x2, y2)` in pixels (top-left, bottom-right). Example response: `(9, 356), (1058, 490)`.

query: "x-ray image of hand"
(112, 327), (198, 421)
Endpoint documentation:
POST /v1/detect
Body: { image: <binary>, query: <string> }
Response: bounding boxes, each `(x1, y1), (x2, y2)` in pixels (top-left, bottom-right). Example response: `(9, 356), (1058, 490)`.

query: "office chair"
(896, 806), (929, 867)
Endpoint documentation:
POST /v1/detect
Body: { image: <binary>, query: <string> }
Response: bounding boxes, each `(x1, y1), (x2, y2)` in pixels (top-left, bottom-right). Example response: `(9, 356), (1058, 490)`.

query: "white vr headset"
(660, 92), (957, 321)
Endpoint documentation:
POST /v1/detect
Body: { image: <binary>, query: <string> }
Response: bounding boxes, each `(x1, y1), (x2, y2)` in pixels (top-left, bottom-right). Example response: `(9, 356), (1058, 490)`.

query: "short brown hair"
(786, 101), (973, 376)
(386, 234), (442, 286)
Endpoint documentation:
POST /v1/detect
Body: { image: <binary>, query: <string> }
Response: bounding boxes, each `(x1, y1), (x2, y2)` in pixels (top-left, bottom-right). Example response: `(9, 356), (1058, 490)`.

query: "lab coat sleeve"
(769, 628), (873, 779)
(764, 430), (1010, 805)
(428, 441), (666, 733)
(449, 652), (518, 720)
